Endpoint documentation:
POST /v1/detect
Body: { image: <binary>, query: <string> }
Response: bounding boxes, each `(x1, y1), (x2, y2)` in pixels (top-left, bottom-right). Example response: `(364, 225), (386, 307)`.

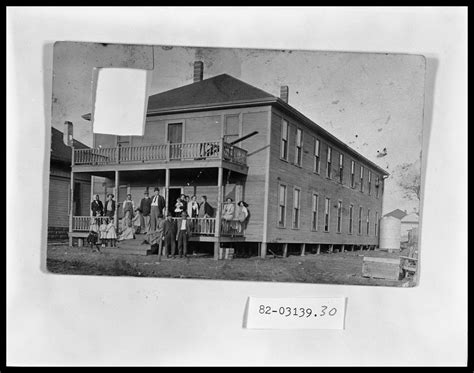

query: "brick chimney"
(280, 86), (289, 103)
(193, 61), (204, 83)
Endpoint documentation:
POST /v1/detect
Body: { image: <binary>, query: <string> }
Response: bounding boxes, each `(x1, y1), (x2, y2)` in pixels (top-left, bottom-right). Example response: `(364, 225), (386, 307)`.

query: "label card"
(244, 297), (346, 330)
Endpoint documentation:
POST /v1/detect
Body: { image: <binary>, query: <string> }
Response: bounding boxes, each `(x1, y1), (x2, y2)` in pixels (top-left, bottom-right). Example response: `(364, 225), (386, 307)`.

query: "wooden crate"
(362, 256), (400, 280)
(219, 247), (234, 260)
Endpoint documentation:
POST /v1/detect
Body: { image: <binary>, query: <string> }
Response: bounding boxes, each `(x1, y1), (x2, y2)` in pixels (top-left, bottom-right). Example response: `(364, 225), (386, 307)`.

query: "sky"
(51, 42), (425, 214)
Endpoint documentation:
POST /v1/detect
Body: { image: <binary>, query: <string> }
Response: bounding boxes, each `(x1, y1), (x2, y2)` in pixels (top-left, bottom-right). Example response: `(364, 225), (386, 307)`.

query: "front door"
(168, 122), (183, 159)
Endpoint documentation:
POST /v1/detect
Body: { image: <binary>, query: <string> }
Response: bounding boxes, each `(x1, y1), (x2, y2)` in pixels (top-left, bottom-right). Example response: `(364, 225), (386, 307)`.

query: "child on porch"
(106, 218), (117, 247)
(99, 218), (108, 248)
(87, 218), (101, 251)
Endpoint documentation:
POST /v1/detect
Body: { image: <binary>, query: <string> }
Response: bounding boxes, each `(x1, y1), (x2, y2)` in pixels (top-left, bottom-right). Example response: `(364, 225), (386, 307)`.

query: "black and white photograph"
(47, 42), (425, 287)
(7, 7), (467, 367)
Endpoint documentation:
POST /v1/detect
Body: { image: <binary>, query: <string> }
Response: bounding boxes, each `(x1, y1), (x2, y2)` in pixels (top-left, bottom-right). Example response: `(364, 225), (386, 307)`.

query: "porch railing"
(72, 215), (244, 237)
(74, 141), (247, 167)
(72, 216), (110, 231)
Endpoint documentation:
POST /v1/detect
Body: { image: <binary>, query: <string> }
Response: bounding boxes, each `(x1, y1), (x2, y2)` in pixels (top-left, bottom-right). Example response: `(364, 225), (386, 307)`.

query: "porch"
(71, 215), (246, 240)
(72, 140), (248, 174)
(68, 166), (249, 257)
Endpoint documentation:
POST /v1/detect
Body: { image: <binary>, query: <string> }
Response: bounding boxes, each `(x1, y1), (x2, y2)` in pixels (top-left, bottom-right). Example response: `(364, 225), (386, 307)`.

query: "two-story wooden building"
(70, 61), (389, 258)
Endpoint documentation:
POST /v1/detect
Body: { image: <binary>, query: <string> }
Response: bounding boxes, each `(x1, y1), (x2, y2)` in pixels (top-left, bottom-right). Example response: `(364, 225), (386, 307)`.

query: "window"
(339, 153), (344, 183)
(326, 146), (332, 179)
(366, 209), (370, 235)
(292, 188), (301, 228)
(311, 194), (319, 231)
(324, 198), (330, 232)
(368, 171), (372, 195)
(360, 166), (364, 192)
(224, 114), (239, 143)
(337, 201), (342, 233)
(295, 128), (303, 166)
(278, 184), (287, 227)
(375, 212), (379, 236)
(314, 138), (321, 173)
(351, 160), (355, 188)
(349, 204), (354, 234)
(358, 206), (363, 235)
(375, 176), (380, 198)
(280, 119), (289, 160)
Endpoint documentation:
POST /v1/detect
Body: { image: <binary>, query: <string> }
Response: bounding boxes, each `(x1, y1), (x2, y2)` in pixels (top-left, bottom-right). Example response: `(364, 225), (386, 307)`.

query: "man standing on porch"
(139, 190), (152, 234)
(150, 187), (166, 231)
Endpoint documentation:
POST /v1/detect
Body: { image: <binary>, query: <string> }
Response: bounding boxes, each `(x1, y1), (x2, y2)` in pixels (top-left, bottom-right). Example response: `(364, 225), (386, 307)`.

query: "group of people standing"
(88, 188), (250, 257)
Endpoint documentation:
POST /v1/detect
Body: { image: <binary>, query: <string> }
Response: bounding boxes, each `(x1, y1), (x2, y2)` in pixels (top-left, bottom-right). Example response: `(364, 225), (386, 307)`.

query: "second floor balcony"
(72, 140), (248, 169)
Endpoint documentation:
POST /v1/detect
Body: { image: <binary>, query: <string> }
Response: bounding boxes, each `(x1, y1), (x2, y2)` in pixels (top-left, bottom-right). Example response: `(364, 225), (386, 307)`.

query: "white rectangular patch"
(92, 67), (152, 136)
(244, 297), (346, 330)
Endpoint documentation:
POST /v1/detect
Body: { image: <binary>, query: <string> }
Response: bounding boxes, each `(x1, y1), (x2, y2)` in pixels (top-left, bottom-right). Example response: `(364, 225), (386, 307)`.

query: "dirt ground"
(46, 244), (413, 287)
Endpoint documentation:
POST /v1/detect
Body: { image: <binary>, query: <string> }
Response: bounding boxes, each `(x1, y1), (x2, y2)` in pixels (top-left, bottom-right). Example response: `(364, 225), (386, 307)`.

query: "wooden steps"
(101, 234), (153, 256)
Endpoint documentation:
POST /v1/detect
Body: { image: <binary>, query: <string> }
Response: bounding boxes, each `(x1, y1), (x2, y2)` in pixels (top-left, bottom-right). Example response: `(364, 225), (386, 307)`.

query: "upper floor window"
(278, 184), (287, 227)
(324, 198), (331, 232)
(326, 146), (332, 179)
(351, 160), (355, 188)
(280, 119), (289, 161)
(311, 193), (319, 231)
(368, 171), (372, 195)
(314, 138), (321, 174)
(360, 166), (364, 192)
(224, 114), (240, 143)
(358, 206), (363, 235)
(292, 187), (301, 229)
(349, 204), (354, 234)
(375, 176), (380, 198)
(295, 128), (303, 167)
(337, 201), (343, 233)
(339, 153), (344, 184)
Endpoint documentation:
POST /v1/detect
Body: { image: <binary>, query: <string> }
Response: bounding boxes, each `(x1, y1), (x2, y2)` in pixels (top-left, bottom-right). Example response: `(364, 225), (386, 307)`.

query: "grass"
(46, 244), (413, 287)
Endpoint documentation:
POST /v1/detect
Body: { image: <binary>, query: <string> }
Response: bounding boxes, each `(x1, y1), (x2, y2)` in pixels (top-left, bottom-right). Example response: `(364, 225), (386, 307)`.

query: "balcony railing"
(72, 216), (245, 237)
(74, 141), (247, 167)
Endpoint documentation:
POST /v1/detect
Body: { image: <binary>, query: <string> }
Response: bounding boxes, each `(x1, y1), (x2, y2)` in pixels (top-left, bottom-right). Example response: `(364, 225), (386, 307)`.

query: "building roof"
(50, 127), (89, 165)
(401, 212), (419, 223)
(383, 209), (407, 220)
(82, 73), (389, 175)
(147, 74), (275, 112)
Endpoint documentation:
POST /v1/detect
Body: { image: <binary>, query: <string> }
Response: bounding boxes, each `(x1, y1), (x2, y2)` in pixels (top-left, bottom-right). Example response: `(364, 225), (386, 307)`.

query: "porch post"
(214, 166), (223, 260)
(282, 243), (288, 258)
(68, 171), (75, 246)
(300, 243), (306, 256)
(90, 175), (94, 216)
(260, 242), (267, 259)
(165, 168), (170, 215)
(114, 170), (119, 230)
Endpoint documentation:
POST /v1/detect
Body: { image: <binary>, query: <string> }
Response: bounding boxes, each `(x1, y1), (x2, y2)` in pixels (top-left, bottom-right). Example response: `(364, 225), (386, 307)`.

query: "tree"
(392, 159), (421, 201)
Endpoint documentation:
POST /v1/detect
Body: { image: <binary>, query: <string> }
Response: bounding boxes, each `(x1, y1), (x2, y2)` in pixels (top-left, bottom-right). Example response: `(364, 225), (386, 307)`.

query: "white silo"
(379, 216), (401, 251)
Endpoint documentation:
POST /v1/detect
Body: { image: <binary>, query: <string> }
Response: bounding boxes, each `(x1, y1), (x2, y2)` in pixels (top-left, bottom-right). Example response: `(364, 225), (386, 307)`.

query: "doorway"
(168, 187), (182, 216)
(168, 122), (183, 159)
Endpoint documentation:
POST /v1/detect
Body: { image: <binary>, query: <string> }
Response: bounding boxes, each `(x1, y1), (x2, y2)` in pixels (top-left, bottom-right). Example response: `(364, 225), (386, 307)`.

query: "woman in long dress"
(118, 211), (135, 241)
(236, 201), (250, 233)
(221, 198), (235, 234)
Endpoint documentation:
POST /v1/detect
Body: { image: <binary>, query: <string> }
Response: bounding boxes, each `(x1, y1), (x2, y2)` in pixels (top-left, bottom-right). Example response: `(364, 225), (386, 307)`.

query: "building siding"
(266, 108), (384, 245)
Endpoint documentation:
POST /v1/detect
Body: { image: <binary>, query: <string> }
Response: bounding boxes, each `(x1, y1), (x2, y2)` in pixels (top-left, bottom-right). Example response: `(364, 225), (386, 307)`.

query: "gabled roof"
(147, 74), (276, 114)
(401, 212), (419, 223)
(50, 127), (89, 165)
(384, 209), (407, 220)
